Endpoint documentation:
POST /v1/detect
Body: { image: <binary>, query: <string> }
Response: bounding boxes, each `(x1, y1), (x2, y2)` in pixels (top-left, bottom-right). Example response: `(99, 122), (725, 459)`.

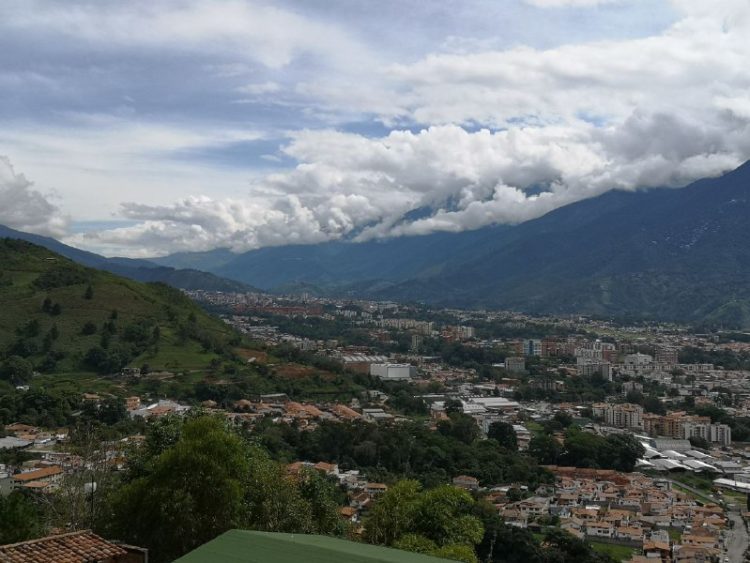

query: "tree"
(528, 434), (562, 465)
(109, 417), (249, 562)
(364, 481), (483, 563)
(444, 398), (463, 416)
(0, 356), (33, 385)
(364, 480), (422, 546)
(50, 303), (62, 316)
(0, 491), (42, 544)
(437, 414), (480, 444)
(487, 421), (518, 451)
(643, 395), (666, 415)
(689, 436), (710, 450)
(84, 285), (94, 300)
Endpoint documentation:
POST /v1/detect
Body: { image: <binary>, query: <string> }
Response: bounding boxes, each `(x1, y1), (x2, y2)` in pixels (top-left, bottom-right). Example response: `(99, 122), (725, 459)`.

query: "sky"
(1, 0), (749, 257)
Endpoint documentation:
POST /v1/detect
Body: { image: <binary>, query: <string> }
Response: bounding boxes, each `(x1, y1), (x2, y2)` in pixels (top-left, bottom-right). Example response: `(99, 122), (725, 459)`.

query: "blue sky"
(1, 0), (748, 256)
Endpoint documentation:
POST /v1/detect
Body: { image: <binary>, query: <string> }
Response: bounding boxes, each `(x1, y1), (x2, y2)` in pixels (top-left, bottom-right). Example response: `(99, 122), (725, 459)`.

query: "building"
(174, 530), (455, 562)
(452, 475), (480, 490)
(641, 412), (731, 445)
(523, 339), (542, 357)
(370, 363), (416, 381)
(12, 465), (64, 491)
(410, 334), (423, 352)
(592, 403), (643, 429)
(505, 357), (526, 374)
(577, 362), (612, 380)
(655, 347), (679, 364)
(624, 353), (653, 366)
(0, 530), (147, 563)
(680, 422), (732, 446)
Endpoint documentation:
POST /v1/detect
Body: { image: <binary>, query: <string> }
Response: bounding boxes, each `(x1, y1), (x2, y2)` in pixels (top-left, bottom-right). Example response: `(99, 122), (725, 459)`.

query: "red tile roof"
(12, 466), (63, 482)
(0, 530), (127, 562)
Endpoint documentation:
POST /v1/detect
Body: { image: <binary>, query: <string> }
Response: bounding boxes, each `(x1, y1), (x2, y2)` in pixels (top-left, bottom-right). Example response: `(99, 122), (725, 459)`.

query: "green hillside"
(0, 239), (237, 380)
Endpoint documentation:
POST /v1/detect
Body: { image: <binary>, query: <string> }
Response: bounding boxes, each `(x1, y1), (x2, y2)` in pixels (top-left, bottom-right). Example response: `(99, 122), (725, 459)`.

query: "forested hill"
(0, 239), (237, 379)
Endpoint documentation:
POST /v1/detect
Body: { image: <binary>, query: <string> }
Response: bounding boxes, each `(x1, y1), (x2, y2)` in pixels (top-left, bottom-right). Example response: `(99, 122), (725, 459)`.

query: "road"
(726, 510), (748, 563)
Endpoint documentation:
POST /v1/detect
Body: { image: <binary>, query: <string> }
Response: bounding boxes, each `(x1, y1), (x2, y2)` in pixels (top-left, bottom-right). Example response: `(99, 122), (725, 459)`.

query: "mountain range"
(152, 161), (750, 327)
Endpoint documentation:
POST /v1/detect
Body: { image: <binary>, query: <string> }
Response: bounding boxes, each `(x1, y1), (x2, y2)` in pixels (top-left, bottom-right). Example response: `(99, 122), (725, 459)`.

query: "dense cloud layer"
(2, 0), (749, 256)
(0, 156), (68, 237)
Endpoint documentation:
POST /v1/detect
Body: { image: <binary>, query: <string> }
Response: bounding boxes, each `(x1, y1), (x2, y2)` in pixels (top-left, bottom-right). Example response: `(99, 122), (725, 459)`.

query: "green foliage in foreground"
(102, 416), (347, 563)
(364, 480), (484, 563)
(0, 491), (44, 544)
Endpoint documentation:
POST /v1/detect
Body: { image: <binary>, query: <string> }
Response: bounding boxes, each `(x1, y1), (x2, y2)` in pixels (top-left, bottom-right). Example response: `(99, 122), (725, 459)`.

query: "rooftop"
(174, 530), (453, 563)
(0, 530), (128, 563)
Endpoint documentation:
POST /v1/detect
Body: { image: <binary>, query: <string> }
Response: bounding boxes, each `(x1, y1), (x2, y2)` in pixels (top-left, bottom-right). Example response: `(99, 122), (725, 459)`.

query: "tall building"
(655, 346), (679, 364)
(411, 334), (423, 352)
(592, 403), (643, 429)
(523, 339), (542, 357)
(641, 412), (730, 445)
(505, 356), (526, 374)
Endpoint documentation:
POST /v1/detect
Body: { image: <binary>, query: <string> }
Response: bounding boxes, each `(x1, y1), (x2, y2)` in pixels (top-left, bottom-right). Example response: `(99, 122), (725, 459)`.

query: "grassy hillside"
(0, 239), (238, 377)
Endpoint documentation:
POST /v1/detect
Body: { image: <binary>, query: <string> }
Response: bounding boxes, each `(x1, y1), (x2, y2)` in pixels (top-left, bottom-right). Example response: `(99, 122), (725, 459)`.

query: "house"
(12, 465), (64, 491)
(365, 482), (388, 495)
(313, 462), (339, 476)
(350, 492), (372, 511)
(0, 530), (147, 562)
(643, 540), (671, 560)
(452, 475), (480, 491)
(339, 506), (358, 523)
(585, 523), (614, 539)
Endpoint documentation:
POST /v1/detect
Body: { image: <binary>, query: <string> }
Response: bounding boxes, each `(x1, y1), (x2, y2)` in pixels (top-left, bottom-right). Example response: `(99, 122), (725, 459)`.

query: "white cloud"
(0, 156), (69, 237)
(64, 114), (746, 256)
(3, 0), (750, 257)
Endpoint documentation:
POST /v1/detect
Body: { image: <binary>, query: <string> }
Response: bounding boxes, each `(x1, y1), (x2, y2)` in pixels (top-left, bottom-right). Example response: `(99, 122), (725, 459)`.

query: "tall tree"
(487, 421), (518, 451)
(108, 417), (249, 563)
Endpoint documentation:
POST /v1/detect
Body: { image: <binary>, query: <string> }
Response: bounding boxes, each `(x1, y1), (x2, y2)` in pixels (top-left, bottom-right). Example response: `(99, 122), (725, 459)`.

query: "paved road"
(726, 509), (749, 563)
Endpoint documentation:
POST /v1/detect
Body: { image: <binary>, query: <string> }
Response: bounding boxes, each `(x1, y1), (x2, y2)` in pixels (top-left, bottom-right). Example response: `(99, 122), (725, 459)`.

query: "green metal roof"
(174, 530), (455, 563)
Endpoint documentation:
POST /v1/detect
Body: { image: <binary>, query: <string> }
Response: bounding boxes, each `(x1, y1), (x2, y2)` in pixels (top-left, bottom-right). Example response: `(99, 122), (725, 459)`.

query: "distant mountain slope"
(154, 161), (750, 326)
(0, 239), (237, 375)
(0, 225), (257, 293)
(377, 161), (750, 326)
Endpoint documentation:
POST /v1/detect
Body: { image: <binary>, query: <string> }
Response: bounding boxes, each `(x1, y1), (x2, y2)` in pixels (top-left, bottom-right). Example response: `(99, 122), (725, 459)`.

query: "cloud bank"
(1, 0), (749, 257)
(0, 156), (69, 237)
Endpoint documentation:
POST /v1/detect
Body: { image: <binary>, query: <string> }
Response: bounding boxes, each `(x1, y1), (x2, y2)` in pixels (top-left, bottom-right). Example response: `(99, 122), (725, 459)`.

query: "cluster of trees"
(4, 416), (347, 563)
(253, 415), (551, 489)
(528, 426), (644, 472)
(32, 264), (89, 290)
(103, 416), (343, 561)
(363, 480), (484, 562)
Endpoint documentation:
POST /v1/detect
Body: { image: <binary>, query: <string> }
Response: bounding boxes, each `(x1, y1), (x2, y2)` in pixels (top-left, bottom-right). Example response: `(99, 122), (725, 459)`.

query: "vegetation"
(0, 239), (237, 375)
(528, 426), (644, 472)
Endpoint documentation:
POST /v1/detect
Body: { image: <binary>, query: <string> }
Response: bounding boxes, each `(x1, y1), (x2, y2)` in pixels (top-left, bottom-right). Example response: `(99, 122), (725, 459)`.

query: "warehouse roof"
(174, 531), (452, 563)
